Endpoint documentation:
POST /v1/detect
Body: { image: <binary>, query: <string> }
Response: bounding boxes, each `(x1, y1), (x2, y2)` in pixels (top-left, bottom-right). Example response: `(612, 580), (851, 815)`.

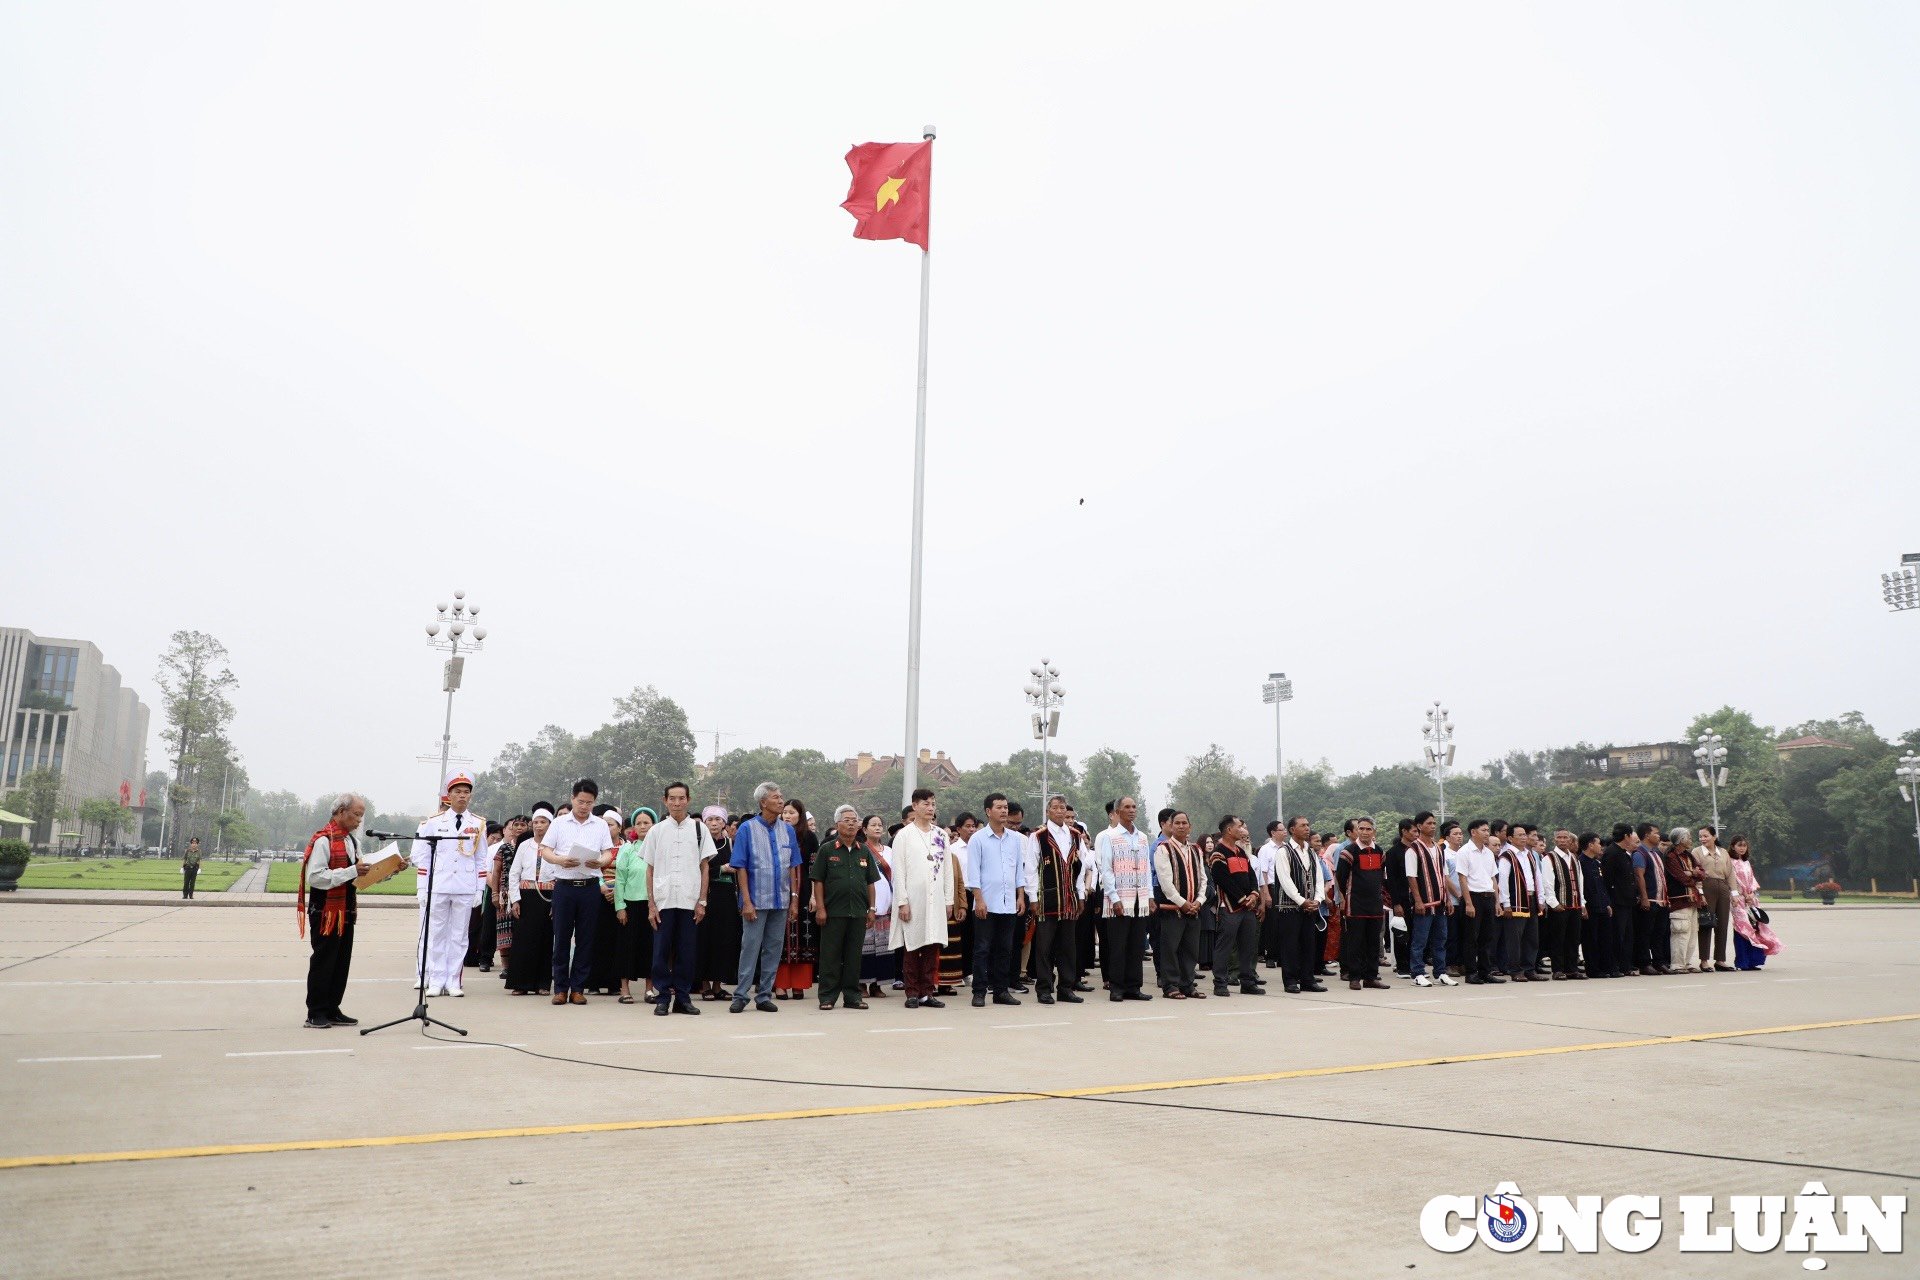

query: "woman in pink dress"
(1727, 835), (1783, 969)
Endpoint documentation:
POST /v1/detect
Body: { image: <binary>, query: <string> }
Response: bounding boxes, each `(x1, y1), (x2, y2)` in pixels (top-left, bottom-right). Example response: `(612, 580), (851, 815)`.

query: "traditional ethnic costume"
(777, 823), (820, 997)
(696, 811), (741, 997)
(1335, 841), (1388, 988)
(505, 811), (556, 995)
(300, 820), (359, 1026)
(1730, 857), (1783, 969)
(888, 820), (952, 1004)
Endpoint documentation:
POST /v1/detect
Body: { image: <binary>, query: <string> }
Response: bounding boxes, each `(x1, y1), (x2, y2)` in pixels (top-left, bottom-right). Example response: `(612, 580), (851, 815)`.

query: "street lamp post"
(1694, 732), (1729, 833)
(1422, 702), (1455, 824)
(425, 591), (488, 805)
(1896, 753), (1920, 867)
(1881, 553), (1920, 612)
(1024, 661), (1065, 810)
(1262, 673), (1293, 824)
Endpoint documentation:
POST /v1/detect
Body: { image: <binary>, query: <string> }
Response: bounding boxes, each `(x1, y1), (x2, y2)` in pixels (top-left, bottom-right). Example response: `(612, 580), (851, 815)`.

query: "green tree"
(1170, 745), (1259, 835)
(1685, 707), (1777, 775)
(6, 767), (63, 845)
(155, 631), (238, 859)
(579, 686), (699, 813)
(1078, 748), (1142, 813)
(75, 798), (129, 849)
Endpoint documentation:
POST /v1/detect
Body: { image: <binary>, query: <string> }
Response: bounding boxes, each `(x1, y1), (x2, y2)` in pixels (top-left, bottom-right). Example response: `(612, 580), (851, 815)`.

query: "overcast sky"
(5, 3), (1916, 815)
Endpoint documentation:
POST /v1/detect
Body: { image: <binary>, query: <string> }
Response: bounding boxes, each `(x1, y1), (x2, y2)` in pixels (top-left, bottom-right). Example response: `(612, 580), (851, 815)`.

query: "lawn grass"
(265, 861), (418, 895)
(15, 858), (247, 892)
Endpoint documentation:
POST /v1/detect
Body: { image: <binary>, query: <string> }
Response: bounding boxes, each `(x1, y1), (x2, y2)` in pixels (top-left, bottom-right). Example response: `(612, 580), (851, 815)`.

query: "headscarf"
(701, 805), (727, 823)
(630, 805), (658, 829)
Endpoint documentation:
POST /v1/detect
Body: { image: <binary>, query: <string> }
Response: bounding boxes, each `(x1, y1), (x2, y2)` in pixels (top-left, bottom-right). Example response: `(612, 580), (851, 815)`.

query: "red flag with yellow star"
(841, 140), (932, 250)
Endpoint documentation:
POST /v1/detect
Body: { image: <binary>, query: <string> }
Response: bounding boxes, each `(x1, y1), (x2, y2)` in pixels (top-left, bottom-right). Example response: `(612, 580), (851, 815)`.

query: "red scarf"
(298, 823), (353, 939)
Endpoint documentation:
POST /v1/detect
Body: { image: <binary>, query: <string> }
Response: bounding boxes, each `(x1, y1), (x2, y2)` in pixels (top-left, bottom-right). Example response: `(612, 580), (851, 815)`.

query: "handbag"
(1748, 905), (1770, 926)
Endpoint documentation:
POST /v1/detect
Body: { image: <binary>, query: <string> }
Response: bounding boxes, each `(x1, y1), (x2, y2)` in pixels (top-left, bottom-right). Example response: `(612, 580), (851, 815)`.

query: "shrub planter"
(0, 838), (30, 892)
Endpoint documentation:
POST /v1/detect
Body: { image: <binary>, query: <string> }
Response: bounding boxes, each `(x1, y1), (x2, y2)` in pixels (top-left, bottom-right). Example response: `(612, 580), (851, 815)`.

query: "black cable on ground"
(414, 1020), (1918, 1181)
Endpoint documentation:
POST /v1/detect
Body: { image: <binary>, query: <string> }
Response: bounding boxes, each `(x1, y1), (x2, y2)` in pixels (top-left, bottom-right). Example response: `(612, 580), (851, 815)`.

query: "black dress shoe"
(905, 997), (922, 1008)
(1010, 984), (1030, 994)
(1073, 982), (1094, 992)
(992, 992), (1020, 1006)
(1283, 983), (1302, 994)
(654, 1001), (671, 1016)
(1240, 985), (1265, 995)
(755, 999), (780, 1012)
(1364, 979), (1390, 990)
(1110, 990), (1125, 1002)
(846, 1000), (869, 1010)
(673, 1000), (700, 1014)
(920, 996), (945, 1009)
(1485, 975), (1508, 984)
(1123, 990), (1153, 1001)
(1305, 982), (1328, 992)
(1037, 993), (1056, 1005)
(327, 1012), (358, 1026)
(1059, 992), (1083, 1003)
(478, 963), (491, 973)
(971, 993), (987, 1008)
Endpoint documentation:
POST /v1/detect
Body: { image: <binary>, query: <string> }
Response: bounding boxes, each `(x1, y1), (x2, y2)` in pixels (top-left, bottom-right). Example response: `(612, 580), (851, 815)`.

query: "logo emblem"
(1485, 1191), (1528, 1245)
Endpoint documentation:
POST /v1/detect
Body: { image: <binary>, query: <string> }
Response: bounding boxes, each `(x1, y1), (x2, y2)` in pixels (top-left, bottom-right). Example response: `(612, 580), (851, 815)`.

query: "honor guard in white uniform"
(413, 769), (488, 996)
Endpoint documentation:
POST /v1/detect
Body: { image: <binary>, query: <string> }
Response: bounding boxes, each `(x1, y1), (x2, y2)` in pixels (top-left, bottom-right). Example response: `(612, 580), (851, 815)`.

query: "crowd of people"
(296, 771), (1787, 1028)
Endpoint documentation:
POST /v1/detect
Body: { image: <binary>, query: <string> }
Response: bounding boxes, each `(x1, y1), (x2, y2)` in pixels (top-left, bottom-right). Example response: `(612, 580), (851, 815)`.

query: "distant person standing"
(889, 788), (955, 1008)
(539, 780), (616, 1005)
(730, 782), (802, 1014)
(1096, 796), (1155, 1002)
(300, 793), (373, 1029)
(181, 837), (202, 899)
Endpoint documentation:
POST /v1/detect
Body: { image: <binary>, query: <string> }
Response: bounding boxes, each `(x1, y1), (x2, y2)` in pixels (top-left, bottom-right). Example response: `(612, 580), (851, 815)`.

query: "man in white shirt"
(538, 779), (616, 1005)
(1455, 820), (1505, 985)
(412, 770), (488, 998)
(1253, 823), (1282, 970)
(1096, 796), (1155, 1002)
(302, 792), (374, 1028)
(644, 782), (713, 1016)
(1271, 816), (1328, 994)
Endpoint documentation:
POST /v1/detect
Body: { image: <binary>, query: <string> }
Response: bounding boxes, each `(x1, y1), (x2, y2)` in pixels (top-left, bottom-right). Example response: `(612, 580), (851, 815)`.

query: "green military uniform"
(810, 837), (880, 1007)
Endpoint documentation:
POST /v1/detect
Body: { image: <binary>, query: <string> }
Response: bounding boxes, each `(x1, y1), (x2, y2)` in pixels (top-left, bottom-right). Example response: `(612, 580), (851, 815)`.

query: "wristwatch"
(698, 899), (707, 907)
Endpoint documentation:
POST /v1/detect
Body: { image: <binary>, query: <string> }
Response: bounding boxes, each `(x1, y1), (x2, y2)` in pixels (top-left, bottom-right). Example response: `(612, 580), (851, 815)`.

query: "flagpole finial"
(923, 124), (936, 140)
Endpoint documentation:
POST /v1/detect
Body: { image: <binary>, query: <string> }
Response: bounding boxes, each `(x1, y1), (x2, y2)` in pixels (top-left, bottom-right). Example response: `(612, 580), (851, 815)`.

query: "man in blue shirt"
(965, 793), (1028, 1008)
(728, 781), (802, 1013)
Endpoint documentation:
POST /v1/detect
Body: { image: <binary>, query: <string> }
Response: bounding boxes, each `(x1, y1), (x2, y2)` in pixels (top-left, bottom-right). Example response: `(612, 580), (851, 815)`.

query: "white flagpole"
(902, 122), (935, 806)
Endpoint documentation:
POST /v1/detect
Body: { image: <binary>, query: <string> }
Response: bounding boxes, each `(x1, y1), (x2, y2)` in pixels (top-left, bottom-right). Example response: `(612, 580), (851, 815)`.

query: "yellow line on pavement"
(3, 1012), (1913, 1171)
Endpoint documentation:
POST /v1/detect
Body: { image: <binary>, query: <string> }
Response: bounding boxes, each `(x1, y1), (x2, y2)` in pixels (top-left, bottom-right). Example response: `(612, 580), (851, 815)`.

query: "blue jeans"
(1409, 910), (1448, 978)
(735, 903), (788, 1001)
(550, 880), (601, 993)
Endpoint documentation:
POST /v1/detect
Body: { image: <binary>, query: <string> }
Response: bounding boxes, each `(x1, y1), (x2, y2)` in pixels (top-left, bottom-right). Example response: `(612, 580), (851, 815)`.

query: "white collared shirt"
(412, 808), (488, 896)
(641, 815), (714, 912)
(507, 837), (555, 904)
(540, 811), (614, 880)
(1457, 842), (1499, 894)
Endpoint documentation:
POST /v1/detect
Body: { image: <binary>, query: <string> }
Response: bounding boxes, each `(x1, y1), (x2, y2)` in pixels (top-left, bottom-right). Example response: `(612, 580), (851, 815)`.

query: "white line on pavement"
(991, 1021), (1069, 1030)
(868, 1026), (952, 1033)
(1457, 995), (1515, 1002)
(1104, 1015), (1174, 1022)
(411, 1043), (526, 1051)
(1300, 1005), (1362, 1013)
(730, 1032), (825, 1040)
(0, 977), (416, 988)
(18, 1054), (161, 1063)
(579, 1039), (683, 1046)
(1392, 999), (1443, 1006)
(226, 1049), (354, 1058)
(1207, 1009), (1274, 1017)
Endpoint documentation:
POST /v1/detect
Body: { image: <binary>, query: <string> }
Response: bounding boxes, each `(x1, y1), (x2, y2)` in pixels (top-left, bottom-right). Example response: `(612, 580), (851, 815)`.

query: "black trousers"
(1341, 916), (1384, 981)
(1390, 919), (1410, 975)
(1547, 909), (1581, 974)
(972, 912), (1020, 995)
(1634, 904), (1670, 970)
(1076, 888), (1103, 972)
(181, 864), (199, 899)
(1580, 910), (1612, 976)
(1101, 914), (1148, 993)
(650, 906), (698, 1003)
(1608, 907), (1634, 976)
(1029, 917), (1077, 996)
(1502, 913), (1539, 976)
(305, 909), (355, 1018)
(617, 906), (654, 982)
(1275, 908), (1321, 988)
(1465, 893), (1499, 979)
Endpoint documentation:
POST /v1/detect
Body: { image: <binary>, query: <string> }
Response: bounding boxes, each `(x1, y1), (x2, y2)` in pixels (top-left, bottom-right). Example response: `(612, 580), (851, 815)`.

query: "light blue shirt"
(730, 815), (799, 912)
(965, 825), (1028, 914)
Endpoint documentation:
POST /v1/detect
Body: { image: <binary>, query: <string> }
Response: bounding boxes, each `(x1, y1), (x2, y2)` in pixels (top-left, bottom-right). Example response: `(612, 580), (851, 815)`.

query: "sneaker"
(327, 1011), (358, 1026)
(303, 1017), (333, 1029)
(1413, 974), (1433, 987)
(448, 985), (465, 998)
(920, 996), (946, 1009)
(1437, 974), (1459, 987)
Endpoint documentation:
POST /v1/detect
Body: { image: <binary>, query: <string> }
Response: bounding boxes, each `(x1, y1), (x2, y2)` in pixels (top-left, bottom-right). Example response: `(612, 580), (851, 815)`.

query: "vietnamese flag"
(841, 140), (932, 250)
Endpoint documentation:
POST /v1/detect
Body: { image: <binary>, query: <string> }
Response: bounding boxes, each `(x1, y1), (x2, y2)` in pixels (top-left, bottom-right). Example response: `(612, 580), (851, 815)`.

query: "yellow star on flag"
(875, 177), (905, 211)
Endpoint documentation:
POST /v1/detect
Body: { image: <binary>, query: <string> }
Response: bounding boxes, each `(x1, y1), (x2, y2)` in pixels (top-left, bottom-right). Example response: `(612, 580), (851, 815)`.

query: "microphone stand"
(360, 829), (467, 1038)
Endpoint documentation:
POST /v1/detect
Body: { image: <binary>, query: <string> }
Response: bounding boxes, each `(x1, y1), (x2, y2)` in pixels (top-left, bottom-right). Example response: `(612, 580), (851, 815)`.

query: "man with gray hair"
(301, 792), (374, 1028)
(728, 781), (802, 1013)
(810, 804), (880, 1009)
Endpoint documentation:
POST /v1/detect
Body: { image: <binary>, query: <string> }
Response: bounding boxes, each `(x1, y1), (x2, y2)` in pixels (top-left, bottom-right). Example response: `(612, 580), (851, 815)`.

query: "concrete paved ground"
(0, 900), (1913, 1277)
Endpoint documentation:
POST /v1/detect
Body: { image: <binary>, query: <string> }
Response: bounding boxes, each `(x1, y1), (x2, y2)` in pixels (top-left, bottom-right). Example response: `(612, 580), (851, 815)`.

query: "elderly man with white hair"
(728, 781), (803, 1013)
(301, 792), (375, 1029)
(810, 803), (881, 1009)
